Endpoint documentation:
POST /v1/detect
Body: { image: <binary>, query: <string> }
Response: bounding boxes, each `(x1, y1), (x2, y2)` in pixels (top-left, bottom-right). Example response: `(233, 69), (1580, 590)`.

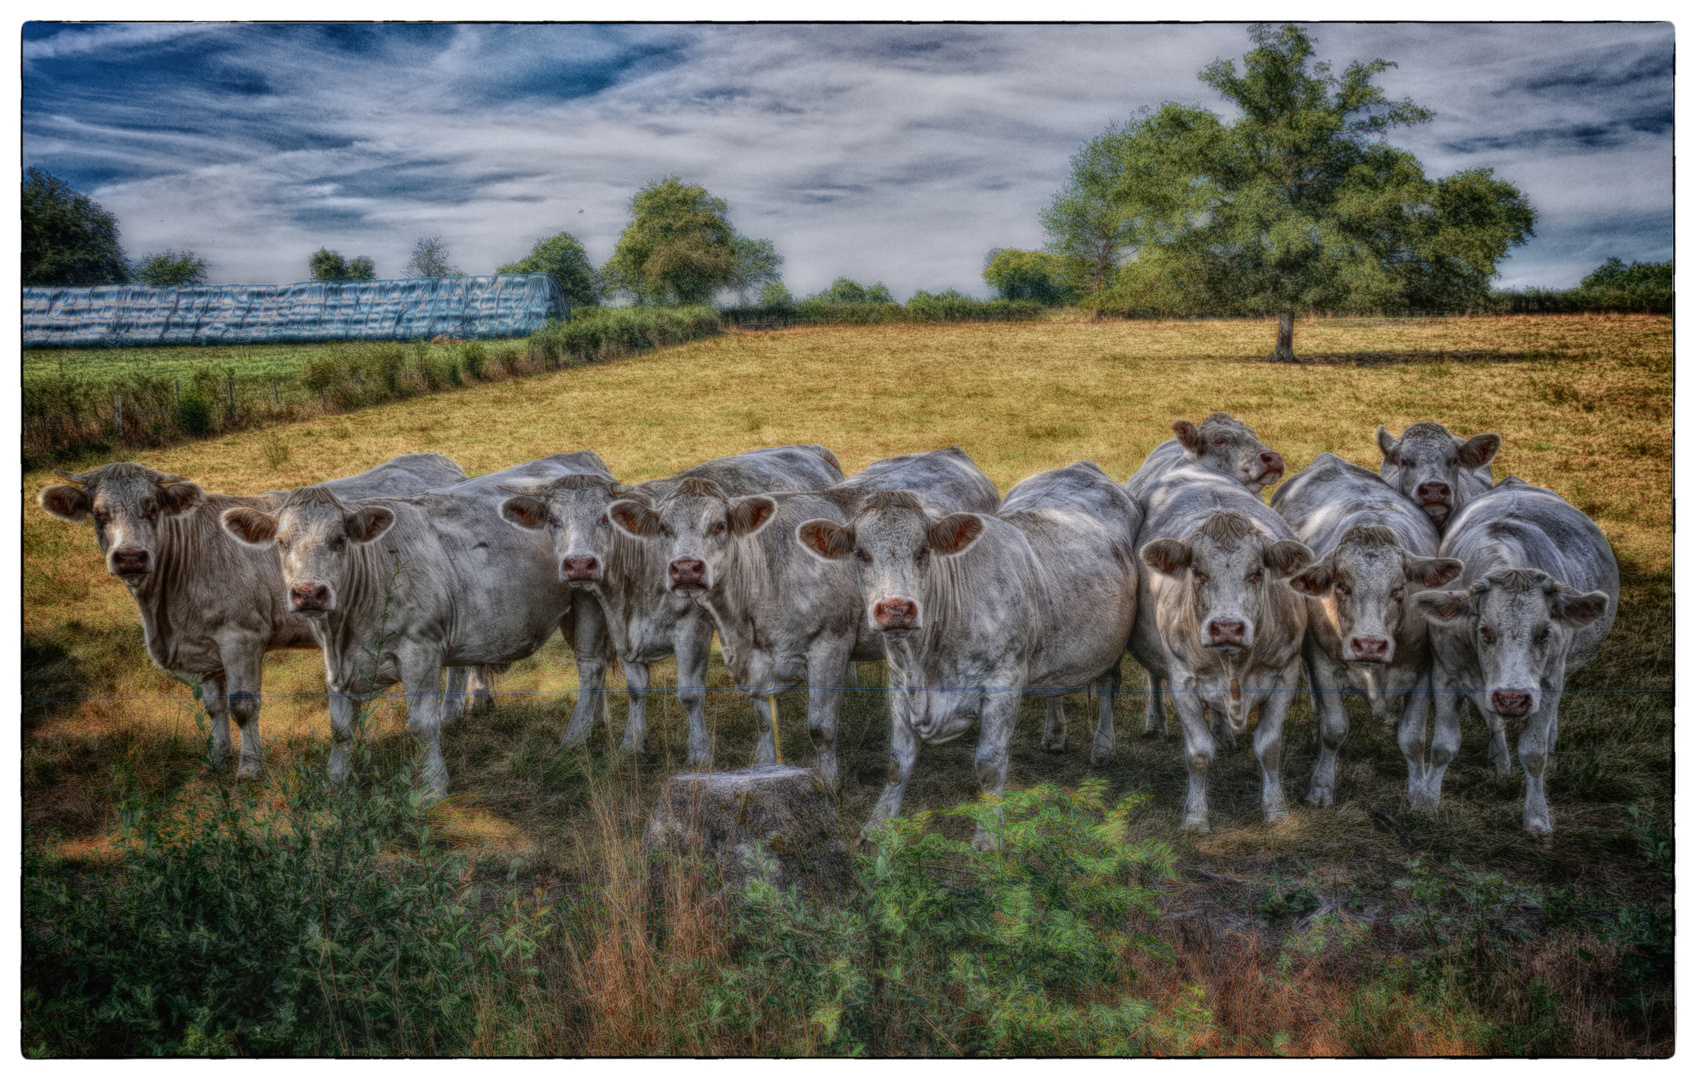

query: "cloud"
(22, 22), (1673, 293)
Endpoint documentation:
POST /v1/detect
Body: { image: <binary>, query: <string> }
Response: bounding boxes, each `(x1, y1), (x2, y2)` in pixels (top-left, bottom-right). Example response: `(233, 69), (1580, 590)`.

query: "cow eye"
(1534, 626), (1550, 645)
(916, 546), (930, 563)
(548, 516), (560, 528)
(1191, 568), (1208, 583)
(598, 514), (609, 526)
(853, 548), (871, 564)
(1480, 625), (1495, 644)
(1402, 458), (1416, 468)
(1335, 583), (1350, 597)
(711, 521), (726, 535)
(331, 536), (346, 549)
(658, 524), (672, 538)
(1247, 570), (1263, 585)
(1390, 586), (1405, 601)
(1446, 458), (1457, 467)
(1213, 438), (1228, 447)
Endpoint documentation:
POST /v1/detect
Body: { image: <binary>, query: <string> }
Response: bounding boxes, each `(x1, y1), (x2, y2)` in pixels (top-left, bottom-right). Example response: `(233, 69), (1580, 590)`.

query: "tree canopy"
(728, 236), (785, 306)
(134, 250), (209, 287)
(498, 231), (600, 306)
(983, 248), (1075, 304)
(1060, 24), (1536, 358)
(1039, 123), (1139, 297)
(406, 236), (462, 278)
(23, 168), (130, 286)
(810, 277), (894, 304)
(309, 248), (375, 281)
(602, 177), (740, 305)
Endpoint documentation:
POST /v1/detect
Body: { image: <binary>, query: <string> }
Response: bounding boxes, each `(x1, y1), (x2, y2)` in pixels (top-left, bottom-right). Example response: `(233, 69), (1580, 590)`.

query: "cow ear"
(1552, 590), (1609, 628)
(1173, 419), (1204, 454)
(346, 506), (395, 544)
(1376, 425), (1399, 463)
(500, 495), (550, 530)
(1263, 539), (1314, 577)
(729, 496), (777, 536)
(1458, 432), (1501, 470)
(1140, 538), (1190, 576)
(1412, 589), (1473, 624)
(38, 484), (92, 522)
(927, 513), (983, 556)
(796, 519), (854, 560)
(1407, 556), (1464, 589)
(1287, 562), (1334, 596)
(221, 506), (279, 546)
(608, 499), (659, 539)
(155, 480), (205, 516)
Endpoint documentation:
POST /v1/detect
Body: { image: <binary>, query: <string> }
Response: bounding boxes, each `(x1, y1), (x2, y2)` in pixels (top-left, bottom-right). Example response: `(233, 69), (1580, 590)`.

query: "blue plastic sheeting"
(22, 274), (568, 348)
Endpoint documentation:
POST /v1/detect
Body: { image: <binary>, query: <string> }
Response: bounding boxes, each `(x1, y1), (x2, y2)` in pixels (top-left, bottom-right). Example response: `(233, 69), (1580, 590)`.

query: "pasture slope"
(23, 314), (1672, 1055)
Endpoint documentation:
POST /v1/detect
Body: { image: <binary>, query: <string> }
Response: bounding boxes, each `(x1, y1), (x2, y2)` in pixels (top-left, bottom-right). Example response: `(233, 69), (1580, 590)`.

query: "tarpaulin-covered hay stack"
(23, 273), (568, 348)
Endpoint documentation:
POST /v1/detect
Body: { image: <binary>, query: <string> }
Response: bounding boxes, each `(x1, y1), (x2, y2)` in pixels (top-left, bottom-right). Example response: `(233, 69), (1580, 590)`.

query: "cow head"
(37, 463), (206, 581)
(1287, 525), (1463, 665)
(220, 486), (394, 615)
(796, 490), (982, 635)
(1172, 412), (1286, 492)
(499, 475), (634, 588)
(1377, 422), (1500, 528)
(604, 478), (777, 596)
(1141, 511), (1311, 654)
(1413, 569), (1609, 719)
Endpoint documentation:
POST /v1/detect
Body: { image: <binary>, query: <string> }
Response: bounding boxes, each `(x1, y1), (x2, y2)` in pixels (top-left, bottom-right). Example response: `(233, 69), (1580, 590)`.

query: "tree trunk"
(1267, 311), (1297, 362)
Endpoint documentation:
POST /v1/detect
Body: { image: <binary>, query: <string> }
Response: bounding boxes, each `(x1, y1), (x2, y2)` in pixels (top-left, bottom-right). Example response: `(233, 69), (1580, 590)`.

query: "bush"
(461, 341), (488, 381)
(708, 780), (1189, 1055)
(526, 305), (722, 367)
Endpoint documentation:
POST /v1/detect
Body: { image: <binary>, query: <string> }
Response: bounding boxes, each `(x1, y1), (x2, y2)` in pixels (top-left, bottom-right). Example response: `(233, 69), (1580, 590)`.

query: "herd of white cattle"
(38, 413), (1618, 846)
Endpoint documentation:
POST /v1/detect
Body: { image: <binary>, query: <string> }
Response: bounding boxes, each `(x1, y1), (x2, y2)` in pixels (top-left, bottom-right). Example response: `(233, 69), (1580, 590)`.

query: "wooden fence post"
(173, 379), (181, 409)
(272, 379), (281, 406)
(319, 388), (328, 410)
(227, 376), (238, 422)
(113, 394), (123, 437)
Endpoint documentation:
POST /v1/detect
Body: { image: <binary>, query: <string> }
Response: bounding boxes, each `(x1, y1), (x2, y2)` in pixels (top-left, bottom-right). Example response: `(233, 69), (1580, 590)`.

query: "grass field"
(22, 314), (1673, 1054)
(22, 338), (532, 387)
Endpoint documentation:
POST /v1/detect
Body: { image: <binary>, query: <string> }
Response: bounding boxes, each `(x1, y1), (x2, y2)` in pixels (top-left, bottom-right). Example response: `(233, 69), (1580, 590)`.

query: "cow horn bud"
(53, 469), (89, 486)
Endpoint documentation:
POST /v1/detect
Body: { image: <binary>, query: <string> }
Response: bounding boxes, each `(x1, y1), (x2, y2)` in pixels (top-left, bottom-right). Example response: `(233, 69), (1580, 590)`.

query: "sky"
(20, 21), (1675, 297)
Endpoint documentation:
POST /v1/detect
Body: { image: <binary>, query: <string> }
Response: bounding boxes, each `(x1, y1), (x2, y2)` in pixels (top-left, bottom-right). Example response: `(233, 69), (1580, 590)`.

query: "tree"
(406, 235), (461, 278)
(1096, 24), (1534, 360)
(983, 248), (1074, 304)
(1040, 123), (1140, 297)
(602, 177), (738, 305)
(497, 231), (600, 306)
(134, 250), (209, 287)
(758, 280), (795, 309)
(22, 168), (130, 286)
(345, 255), (376, 280)
(812, 277), (894, 303)
(1581, 256), (1672, 292)
(728, 236), (785, 305)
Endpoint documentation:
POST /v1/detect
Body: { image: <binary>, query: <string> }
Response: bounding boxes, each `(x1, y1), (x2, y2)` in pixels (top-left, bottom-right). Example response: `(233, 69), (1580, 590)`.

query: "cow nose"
(1259, 450), (1285, 476)
(1348, 636), (1390, 662)
(669, 558), (706, 587)
(110, 547), (150, 574)
(560, 555), (600, 581)
(1416, 481), (1451, 504)
(1207, 619), (1247, 646)
(290, 583), (330, 611)
(1491, 690), (1533, 717)
(873, 598), (919, 630)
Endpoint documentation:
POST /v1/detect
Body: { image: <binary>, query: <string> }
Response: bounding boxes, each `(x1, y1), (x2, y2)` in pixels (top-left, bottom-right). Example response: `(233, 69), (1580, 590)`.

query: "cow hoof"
(1305, 787), (1333, 808)
(1265, 809), (1289, 824)
(1182, 817), (1211, 833)
(970, 827), (1002, 852)
(616, 740), (644, 758)
(1523, 817), (1554, 839)
(1090, 745), (1114, 766)
(1041, 740), (1066, 754)
(236, 762), (262, 780)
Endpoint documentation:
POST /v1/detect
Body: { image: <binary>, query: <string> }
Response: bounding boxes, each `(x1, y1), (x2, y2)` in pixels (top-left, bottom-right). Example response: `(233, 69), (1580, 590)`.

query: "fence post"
(272, 379), (281, 406)
(356, 369), (363, 392)
(113, 394), (123, 438)
(319, 388), (328, 410)
(173, 379), (181, 409)
(227, 376), (237, 422)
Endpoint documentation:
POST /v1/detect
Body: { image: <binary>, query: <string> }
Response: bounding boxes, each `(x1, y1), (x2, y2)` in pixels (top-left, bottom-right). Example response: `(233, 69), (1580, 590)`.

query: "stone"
(643, 765), (853, 898)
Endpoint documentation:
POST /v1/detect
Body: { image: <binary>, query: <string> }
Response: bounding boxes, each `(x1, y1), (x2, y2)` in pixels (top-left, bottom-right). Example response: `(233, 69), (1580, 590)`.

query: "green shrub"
(460, 341), (487, 380)
(175, 392), (213, 437)
(709, 780), (1189, 1056)
(22, 696), (549, 1057)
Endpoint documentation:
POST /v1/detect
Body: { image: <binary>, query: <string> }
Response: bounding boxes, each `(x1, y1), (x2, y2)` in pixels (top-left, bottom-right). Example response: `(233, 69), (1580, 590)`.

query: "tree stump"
(643, 765), (852, 899)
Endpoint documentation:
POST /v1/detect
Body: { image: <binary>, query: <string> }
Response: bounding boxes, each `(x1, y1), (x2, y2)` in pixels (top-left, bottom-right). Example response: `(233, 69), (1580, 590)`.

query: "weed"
(260, 431), (291, 469)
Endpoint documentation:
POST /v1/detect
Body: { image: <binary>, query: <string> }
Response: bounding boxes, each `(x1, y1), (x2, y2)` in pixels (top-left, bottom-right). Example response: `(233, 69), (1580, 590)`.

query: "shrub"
(461, 341), (488, 381)
(175, 392), (213, 437)
(22, 694), (550, 1056)
(709, 780), (1189, 1055)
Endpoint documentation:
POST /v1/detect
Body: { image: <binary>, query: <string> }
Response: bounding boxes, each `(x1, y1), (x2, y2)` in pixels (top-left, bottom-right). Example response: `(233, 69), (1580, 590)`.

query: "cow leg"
(971, 691), (1020, 851)
(216, 639), (266, 779)
(1518, 693), (1560, 838)
(1485, 709), (1513, 776)
(1041, 695), (1067, 753)
(327, 689), (360, 785)
(442, 666), (469, 723)
(397, 645), (450, 799)
(1254, 675), (1295, 824)
(467, 665), (496, 715)
(618, 660), (651, 756)
(1091, 663), (1121, 765)
(865, 686), (921, 842)
(752, 692), (779, 765)
(1171, 676), (1216, 831)
(1306, 652), (1350, 807)
(561, 607), (610, 748)
(1419, 681), (1465, 813)
(199, 671), (233, 769)
(1210, 708), (1238, 751)
(807, 644), (852, 789)
(1396, 676), (1432, 809)
(674, 611), (713, 765)
(1142, 672), (1167, 737)
(845, 661), (859, 687)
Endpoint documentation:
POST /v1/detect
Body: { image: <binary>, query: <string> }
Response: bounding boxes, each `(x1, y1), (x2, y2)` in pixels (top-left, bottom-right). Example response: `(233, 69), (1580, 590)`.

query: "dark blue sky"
(22, 22), (1674, 295)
